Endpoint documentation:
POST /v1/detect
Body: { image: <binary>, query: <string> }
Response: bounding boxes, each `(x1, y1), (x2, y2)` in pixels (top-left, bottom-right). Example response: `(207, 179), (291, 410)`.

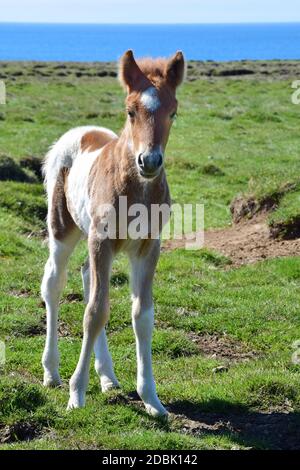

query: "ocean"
(0, 23), (299, 62)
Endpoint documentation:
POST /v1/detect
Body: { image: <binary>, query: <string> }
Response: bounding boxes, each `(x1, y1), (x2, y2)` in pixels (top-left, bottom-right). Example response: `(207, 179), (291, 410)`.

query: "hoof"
(138, 387), (168, 418)
(101, 378), (120, 393)
(144, 400), (168, 418)
(43, 372), (62, 388)
(67, 392), (85, 410)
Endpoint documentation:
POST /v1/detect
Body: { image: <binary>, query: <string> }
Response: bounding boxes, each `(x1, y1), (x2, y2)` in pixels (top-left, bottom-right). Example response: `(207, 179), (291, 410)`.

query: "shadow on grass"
(167, 399), (300, 450)
(103, 390), (299, 449)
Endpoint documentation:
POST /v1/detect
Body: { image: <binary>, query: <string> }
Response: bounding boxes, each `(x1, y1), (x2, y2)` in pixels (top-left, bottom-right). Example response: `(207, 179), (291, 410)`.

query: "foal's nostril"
(157, 154), (163, 167)
(138, 154), (144, 168)
(138, 152), (163, 176)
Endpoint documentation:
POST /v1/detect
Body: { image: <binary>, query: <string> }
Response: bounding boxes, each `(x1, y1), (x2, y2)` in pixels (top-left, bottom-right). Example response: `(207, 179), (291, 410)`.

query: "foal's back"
(44, 125), (117, 238)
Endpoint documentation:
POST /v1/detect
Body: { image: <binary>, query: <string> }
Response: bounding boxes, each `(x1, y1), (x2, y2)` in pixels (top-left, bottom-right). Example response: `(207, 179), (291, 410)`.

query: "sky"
(0, 0), (299, 24)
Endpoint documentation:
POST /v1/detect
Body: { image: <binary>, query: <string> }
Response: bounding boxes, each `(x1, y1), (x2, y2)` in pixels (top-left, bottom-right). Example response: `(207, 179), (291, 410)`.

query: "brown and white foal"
(41, 50), (185, 416)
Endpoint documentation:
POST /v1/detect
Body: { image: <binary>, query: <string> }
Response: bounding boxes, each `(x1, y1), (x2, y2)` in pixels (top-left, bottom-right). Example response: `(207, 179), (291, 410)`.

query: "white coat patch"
(140, 87), (161, 112)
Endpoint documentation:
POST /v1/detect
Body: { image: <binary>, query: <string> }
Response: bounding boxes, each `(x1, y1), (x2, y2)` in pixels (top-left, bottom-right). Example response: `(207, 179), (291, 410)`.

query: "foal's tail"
(43, 126), (91, 196)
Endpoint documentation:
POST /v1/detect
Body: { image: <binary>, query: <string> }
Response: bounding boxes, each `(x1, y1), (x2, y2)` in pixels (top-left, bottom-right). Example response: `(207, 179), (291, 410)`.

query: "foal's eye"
(128, 110), (135, 119)
(170, 112), (177, 120)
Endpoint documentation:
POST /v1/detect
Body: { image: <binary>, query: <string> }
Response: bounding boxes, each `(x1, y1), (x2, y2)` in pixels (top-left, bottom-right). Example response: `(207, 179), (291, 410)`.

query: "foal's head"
(119, 50), (185, 179)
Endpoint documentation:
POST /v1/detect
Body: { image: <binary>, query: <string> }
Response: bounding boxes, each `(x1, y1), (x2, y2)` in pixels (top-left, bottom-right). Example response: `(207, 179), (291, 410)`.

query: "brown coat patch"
(81, 130), (116, 153)
(51, 167), (76, 240)
(88, 136), (171, 246)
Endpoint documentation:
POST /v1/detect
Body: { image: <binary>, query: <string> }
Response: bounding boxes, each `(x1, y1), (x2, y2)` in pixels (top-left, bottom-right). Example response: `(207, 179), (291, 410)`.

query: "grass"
(1, 67), (300, 228)
(0, 62), (300, 450)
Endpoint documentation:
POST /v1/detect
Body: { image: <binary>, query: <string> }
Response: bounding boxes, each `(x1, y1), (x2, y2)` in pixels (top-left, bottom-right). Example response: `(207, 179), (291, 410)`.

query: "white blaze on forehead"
(140, 87), (161, 113)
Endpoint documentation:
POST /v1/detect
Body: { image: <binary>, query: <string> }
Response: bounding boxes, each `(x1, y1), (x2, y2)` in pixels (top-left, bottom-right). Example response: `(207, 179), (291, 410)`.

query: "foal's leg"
(130, 241), (167, 417)
(68, 235), (112, 409)
(41, 229), (81, 387)
(81, 259), (119, 392)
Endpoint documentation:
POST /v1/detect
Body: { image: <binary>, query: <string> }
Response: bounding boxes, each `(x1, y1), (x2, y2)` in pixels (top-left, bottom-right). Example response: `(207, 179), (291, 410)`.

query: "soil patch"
(229, 186), (299, 224)
(163, 215), (300, 267)
(105, 391), (141, 408)
(20, 156), (43, 181)
(188, 332), (258, 362)
(0, 421), (43, 444)
(269, 216), (300, 240)
(11, 288), (32, 298)
(0, 155), (31, 182)
(25, 319), (70, 338)
(204, 217), (300, 266)
(61, 293), (83, 303)
(169, 401), (300, 450)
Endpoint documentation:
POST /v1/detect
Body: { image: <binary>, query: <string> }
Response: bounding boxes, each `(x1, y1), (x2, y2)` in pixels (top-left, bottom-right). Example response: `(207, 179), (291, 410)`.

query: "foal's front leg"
(81, 259), (119, 392)
(130, 241), (167, 417)
(68, 235), (112, 409)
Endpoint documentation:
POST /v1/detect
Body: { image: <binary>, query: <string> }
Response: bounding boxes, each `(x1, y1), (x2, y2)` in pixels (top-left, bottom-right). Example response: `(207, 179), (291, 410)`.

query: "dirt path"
(163, 215), (300, 267)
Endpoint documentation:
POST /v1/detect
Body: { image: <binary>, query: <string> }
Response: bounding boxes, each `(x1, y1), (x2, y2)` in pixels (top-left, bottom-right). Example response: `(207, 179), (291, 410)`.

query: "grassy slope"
(0, 64), (300, 450)
(1, 70), (300, 227)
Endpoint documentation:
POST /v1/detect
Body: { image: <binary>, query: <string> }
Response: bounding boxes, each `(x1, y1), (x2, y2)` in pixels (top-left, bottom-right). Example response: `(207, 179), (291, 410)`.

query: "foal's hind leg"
(81, 258), (119, 392)
(42, 229), (81, 387)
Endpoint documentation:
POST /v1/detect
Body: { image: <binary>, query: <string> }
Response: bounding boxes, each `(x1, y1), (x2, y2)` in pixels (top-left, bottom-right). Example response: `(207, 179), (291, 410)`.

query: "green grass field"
(0, 62), (300, 449)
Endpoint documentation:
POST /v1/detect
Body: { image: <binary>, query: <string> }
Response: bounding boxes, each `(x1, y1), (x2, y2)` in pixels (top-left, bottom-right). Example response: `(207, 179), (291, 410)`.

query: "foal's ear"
(119, 50), (145, 92)
(165, 51), (185, 89)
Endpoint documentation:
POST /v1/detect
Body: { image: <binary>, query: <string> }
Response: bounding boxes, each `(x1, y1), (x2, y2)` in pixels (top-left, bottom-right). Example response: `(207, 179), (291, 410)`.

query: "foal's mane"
(136, 58), (168, 84)
(119, 51), (186, 91)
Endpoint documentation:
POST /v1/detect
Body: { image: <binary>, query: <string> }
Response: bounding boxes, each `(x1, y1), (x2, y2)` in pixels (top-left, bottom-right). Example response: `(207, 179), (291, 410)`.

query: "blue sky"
(1, 0), (300, 23)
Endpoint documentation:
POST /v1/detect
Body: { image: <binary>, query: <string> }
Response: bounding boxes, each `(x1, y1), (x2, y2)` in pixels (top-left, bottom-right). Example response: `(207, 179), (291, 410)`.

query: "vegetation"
(0, 61), (300, 449)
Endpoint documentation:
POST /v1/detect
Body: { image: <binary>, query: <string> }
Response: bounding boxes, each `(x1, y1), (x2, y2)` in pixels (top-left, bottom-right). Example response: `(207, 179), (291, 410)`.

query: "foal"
(41, 50), (185, 416)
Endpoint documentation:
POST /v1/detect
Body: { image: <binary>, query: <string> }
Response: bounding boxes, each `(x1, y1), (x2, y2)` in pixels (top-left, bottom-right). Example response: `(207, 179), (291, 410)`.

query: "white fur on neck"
(140, 87), (161, 113)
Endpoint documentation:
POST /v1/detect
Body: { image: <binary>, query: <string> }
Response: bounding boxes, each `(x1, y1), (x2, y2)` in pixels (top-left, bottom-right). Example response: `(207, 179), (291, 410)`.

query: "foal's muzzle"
(137, 150), (163, 179)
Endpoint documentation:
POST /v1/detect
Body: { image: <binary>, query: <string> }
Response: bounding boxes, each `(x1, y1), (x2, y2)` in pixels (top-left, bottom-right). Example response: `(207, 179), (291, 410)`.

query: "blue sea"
(0, 23), (299, 62)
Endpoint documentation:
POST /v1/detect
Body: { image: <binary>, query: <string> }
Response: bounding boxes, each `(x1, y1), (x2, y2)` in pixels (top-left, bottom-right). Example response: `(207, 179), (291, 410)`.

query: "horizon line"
(1, 20), (300, 25)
